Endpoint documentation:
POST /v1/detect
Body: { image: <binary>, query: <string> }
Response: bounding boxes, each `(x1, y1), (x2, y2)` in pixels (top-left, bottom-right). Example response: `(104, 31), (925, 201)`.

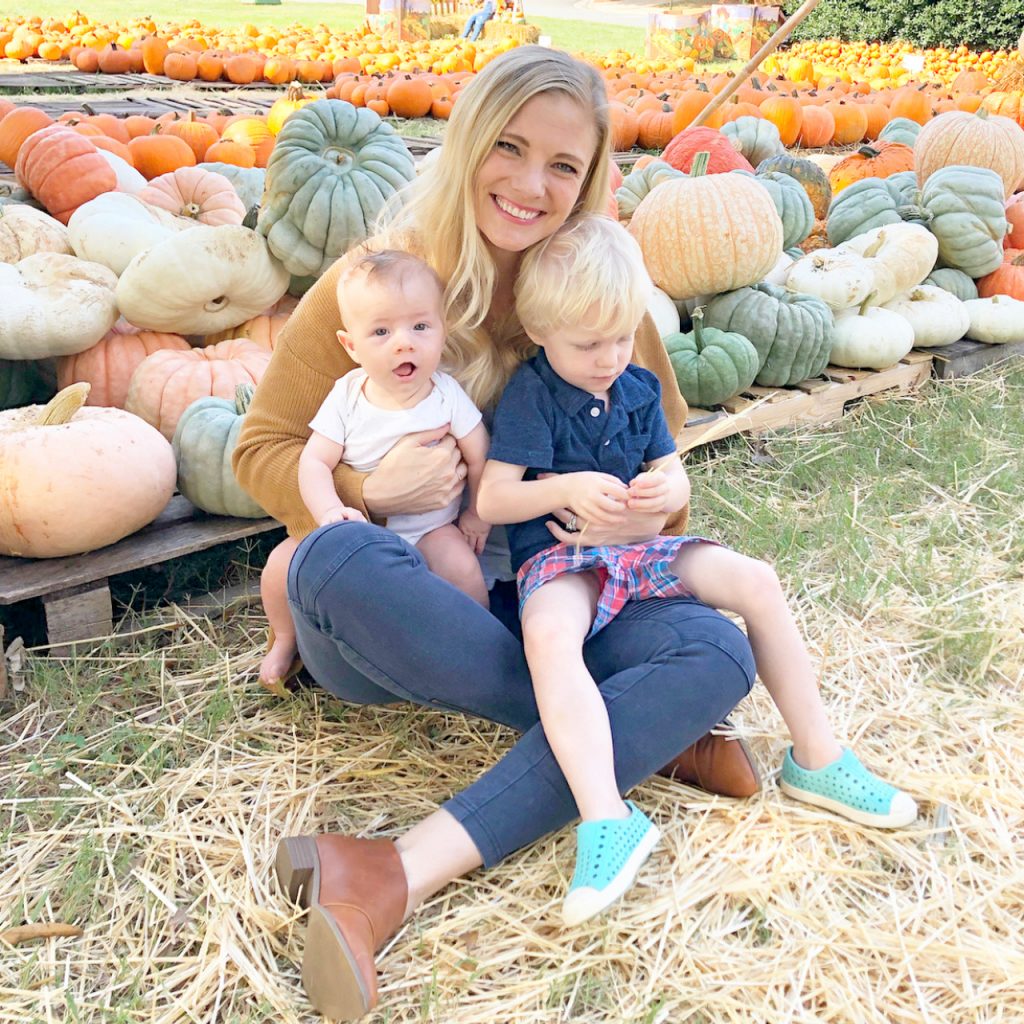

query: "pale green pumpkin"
(663, 308), (759, 408)
(615, 159), (686, 224)
(826, 172), (925, 246)
(722, 116), (784, 168)
(923, 267), (978, 301)
(735, 169), (814, 249)
(173, 384), (266, 519)
(877, 117), (922, 148)
(197, 162), (266, 213)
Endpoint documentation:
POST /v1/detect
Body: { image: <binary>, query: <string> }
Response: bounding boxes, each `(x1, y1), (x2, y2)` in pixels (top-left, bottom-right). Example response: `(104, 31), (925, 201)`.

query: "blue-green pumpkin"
(197, 162), (266, 213)
(258, 99), (416, 279)
(923, 267), (978, 301)
(0, 358), (55, 410)
(826, 171), (926, 245)
(735, 169), (814, 249)
(877, 117), (922, 148)
(615, 159), (686, 223)
(703, 282), (834, 387)
(663, 308), (759, 408)
(721, 116), (784, 168)
(173, 384), (266, 519)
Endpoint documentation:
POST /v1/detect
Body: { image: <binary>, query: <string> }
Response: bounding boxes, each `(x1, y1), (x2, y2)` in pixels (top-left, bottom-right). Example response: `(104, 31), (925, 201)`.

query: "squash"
(829, 299), (915, 370)
(977, 248), (1024, 300)
(763, 250), (795, 285)
(125, 338), (272, 440)
(268, 83), (316, 135)
(826, 172), (925, 246)
(663, 307), (759, 407)
(1006, 192), (1024, 248)
(0, 358), (54, 411)
(116, 224), (289, 335)
(647, 287), (681, 339)
(914, 110), (1024, 200)
(837, 222), (937, 305)
(615, 159), (686, 225)
(258, 99), (416, 279)
(720, 116), (784, 168)
(923, 267), (978, 301)
(786, 249), (876, 311)
(96, 148), (147, 194)
(0, 253), (118, 359)
(173, 383), (266, 518)
(757, 153), (832, 218)
(0, 204), (72, 263)
(0, 383), (176, 558)
(57, 320), (190, 408)
(963, 295), (1024, 343)
(201, 294), (299, 349)
(881, 286), (970, 348)
(137, 166), (246, 226)
(828, 143), (915, 194)
(628, 152), (783, 301)
(662, 125), (755, 175)
(702, 282), (834, 387)
(197, 161), (266, 213)
(734, 169), (814, 250)
(877, 117), (922, 148)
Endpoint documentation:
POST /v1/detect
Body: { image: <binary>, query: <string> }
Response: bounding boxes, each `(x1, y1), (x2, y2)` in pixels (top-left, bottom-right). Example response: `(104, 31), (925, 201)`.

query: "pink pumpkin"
(137, 166), (246, 226)
(1007, 192), (1024, 248)
(201, 294), (299, 349)
(661, 126), (755, 175)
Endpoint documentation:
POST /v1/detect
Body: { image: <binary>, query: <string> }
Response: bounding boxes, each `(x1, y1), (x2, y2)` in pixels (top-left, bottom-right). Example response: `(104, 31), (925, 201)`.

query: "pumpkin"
(647, 287), (681, 339)
(202, 139), (257, 169)
(0, 204), (72, 263)
(702, 282), (834, 388)
(825, 100), (868, 145)
(921, 166), (1009, 278)
(759, 95), (803, 147)
(161, 112), (219, 163)
(615, 158), (686, 224)
(923, 267), (978, 301)
(720, 116), (784, 167)
(786, 249), (876, 311)
(663, 307), (759, 408)
(57, 320), (190, 408)
(963, 295), (1024, 344)
(628, 152), (783, 301)
(224, 54), (261, 86)
(829, 300), (915, 370)
(977, 249), (1024, 300)
(128, 131), (197, 179)
(201, 294), (299, 348)
(117, 224), (290, 335)
(141, 35), (169, 75)
(137, 166), (246, 226)
(914, 110), (1024, 201)
(878, 117), (922, 148)
(881, 286), (970, 348)
(1006, 193), (1024, 248)
(0, 106), (53, 169)
(220, 117), (275, 167)
(258, 100), (416, 279)
(661, 126), (754, 175)
(608, 102), (640, 152)
(197, 162), (266, 212)
(837, 222), (938, 305)
(828, 143), (915, 194)
(0, 358), (54, 411)
(0, 383), (177, 558)
(172, 383), (266, 518)
(385, 76), (433, 120)
(125, 338), (271, 440)
(735, 169), (814, 250)
(96, 148), (147, 193)
(0, 253), (118, 359)
(757, 153), (831, 219)
(637, 104), (677, 151)
(826, 172), (926, 246)
(14, 124), (117, 225)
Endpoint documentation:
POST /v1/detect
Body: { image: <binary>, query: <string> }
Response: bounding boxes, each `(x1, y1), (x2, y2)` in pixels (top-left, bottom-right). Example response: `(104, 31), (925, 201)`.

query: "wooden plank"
(42, 581), (114, 656)
(928, 337), (1024, 380)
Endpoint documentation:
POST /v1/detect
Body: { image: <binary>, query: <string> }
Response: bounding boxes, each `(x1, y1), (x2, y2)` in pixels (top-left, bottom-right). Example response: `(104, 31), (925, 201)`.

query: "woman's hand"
(546, 505), (668, 547)
(363, 425), (467, 518)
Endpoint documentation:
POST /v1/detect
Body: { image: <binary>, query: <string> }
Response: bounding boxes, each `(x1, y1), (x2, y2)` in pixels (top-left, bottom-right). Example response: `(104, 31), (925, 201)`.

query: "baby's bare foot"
(259, 639), (298, 696)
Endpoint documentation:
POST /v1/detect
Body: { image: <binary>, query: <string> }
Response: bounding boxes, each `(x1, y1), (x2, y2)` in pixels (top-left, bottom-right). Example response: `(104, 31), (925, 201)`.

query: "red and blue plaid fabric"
(517, 535), (721, 638)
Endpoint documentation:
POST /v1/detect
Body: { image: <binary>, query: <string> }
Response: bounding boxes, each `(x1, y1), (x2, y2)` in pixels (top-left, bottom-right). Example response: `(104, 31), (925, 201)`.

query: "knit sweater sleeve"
(630, 311), (690, 536)
(233, 259), (367, 538)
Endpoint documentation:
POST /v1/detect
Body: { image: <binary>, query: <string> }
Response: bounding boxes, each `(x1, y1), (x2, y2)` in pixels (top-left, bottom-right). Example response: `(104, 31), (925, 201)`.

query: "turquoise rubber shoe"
(562, 802), (661, 927)
(779, 747), (918, 828)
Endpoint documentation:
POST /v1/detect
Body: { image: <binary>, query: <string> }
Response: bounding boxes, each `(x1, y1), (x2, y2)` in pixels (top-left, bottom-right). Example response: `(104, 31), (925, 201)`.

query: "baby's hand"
(627, 470), (669, 513)
(458, 509), (491, 555)
(319, 505), (367, 527)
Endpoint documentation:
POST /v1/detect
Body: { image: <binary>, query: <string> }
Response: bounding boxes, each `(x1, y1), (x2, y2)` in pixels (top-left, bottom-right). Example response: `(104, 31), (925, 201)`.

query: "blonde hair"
(335, 248), (443, 325)
(515, 214), (651, 340)
(378, 46), (611, 409)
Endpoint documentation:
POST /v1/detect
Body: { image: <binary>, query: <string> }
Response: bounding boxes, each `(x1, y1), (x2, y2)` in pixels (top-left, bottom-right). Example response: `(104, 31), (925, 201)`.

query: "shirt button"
(604, 439), (610, 446)
(590, 406), (601, 417)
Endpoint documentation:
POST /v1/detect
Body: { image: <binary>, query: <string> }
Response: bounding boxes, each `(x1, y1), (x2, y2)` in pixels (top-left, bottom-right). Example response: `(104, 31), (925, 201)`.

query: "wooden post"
(691, 0), (823, 128)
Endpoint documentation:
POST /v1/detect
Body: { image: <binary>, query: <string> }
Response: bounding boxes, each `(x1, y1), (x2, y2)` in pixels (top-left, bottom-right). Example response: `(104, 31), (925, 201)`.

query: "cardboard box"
(647, 4), (781, 63)
(367, 0), (431, 42)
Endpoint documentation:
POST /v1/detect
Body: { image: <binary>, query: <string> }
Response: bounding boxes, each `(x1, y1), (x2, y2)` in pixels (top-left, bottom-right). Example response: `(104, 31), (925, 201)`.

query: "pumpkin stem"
(858, 291), (878, 317)
(286, 82), (306, 101)
(690, 151), (710, 178)
(691, 306), (705, 345)
(235, 383), (255, 414)
(856, 145), (881, 159)
(36, 383), (90, 426)
(242, 204), (260, 229)
(975, 107), (989, 120)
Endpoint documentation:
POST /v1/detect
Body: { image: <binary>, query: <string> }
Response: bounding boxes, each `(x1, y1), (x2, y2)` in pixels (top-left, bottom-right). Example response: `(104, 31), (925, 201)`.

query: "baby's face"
(339, 271), (446, 394)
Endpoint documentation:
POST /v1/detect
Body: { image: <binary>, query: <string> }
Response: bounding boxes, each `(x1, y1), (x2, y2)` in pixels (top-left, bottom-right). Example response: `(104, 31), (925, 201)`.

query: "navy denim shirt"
(488, 349), (678, 572)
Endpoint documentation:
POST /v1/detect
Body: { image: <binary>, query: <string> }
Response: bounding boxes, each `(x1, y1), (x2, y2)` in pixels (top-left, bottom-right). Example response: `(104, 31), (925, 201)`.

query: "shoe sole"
(779, 780), (918, 828)
(562, 824), (661, 927)
(276, 836), (373, 1020)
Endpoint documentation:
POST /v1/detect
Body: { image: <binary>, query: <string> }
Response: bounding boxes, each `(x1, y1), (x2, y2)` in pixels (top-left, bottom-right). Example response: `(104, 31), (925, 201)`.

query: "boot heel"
(276, 836), (319, 908)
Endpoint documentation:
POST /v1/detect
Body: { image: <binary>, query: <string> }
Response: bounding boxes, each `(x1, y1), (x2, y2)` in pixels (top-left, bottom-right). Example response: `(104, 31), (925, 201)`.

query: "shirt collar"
(532, 348), (656, 417)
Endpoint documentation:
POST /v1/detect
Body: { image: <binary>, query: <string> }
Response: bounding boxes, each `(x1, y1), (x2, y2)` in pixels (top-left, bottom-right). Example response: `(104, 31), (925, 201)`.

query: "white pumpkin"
(963, 295), (1024, 344)
(829, 304), (915, 369)
(838, 223), (938, 305)
(68, 192), (193, 276)
(648, 286), (680, 338)
(786, 249), (875, 311)
(0, 205), (72, 264)
(0, 253), (119, 360)
(763, 250), (795, 285)
(116, 224), (290, 335)
(97, 149), (147, 194)
(881, 286), (969, 348)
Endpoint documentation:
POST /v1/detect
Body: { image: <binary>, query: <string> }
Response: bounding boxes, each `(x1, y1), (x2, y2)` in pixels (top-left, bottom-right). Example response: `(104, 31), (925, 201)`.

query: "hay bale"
(482, 21), (541, 44)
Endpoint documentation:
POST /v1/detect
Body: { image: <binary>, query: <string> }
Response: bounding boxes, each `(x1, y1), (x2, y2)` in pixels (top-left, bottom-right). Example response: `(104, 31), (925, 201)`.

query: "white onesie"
(308, 368), (483, 545)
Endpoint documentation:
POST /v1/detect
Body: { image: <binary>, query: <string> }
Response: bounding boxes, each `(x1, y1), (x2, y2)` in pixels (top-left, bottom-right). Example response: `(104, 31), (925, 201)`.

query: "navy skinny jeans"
(287, 521), (756, 867)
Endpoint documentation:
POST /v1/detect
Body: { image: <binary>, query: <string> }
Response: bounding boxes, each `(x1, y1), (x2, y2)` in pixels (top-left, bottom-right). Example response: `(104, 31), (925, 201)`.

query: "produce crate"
(0, 495), (283, 656)
(927, 338), (1024, 380)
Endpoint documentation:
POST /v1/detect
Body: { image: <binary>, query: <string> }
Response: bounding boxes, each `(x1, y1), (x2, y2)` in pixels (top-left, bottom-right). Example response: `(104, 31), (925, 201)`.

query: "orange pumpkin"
(387, 75), (433, 119)
(0, 105), (53, 169)
(795, 104), (835, 149)
(977, 248), (1024, 300)
(162, 111), (218, 162)
(759, 95), (803, 146)
(124, 114), (157, 139)
(609, 101), (640, 152)
(203, 138), (256, 168)
(220, 118), (274, 168)
(164, 51), (198, 81)
(141, 35), (169, 75)
(127, 131), (197, 179)
(828, 142), (915, 193)
(889, 85), (933, 125)
(97, 43), (132, 75)
(825, 100), (868, 145)
(196, 51), (224, 83)
(224, 54), (260, 85)
(637, 104), (676, 150)
(1006, 193), (1024, 247)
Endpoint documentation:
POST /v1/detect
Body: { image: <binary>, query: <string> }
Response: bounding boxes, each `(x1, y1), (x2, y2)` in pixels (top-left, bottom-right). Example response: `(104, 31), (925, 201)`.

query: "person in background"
(461, 0), (496, 41)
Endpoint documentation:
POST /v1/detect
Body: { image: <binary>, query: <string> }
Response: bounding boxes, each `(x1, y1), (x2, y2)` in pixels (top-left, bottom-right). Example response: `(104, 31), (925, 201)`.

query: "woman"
(234, 47), (758, 1020)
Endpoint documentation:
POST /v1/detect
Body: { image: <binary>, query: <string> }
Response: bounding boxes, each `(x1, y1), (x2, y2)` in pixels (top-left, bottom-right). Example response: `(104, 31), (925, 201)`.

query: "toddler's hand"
(564, 472), (629, 528)
(627, 470), (669, 512)
(458, 509), (491, 555)
(319, 505), (367, 527)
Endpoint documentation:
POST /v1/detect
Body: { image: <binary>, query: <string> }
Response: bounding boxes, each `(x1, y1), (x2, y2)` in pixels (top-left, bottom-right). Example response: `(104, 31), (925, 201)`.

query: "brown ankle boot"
(276, 834), (408, 1020)
(658, 725), (761, 798)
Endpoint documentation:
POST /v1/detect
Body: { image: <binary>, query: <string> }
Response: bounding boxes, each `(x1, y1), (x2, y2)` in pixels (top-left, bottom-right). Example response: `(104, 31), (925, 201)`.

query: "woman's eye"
(496, 139), (518, 154)
(554, 162), (578, 175)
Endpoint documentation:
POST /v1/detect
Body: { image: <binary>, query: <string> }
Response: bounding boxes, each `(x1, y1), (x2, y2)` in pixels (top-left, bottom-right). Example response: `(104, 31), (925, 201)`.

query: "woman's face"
(474, 91), (599, 257)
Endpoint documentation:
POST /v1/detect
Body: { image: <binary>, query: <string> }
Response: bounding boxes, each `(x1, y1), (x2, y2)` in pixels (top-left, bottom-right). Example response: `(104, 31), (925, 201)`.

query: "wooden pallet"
(0, 69), (308, 94)
(0, 495), (283, 655)
(927, 337), (1024, 380)
(678, 351), (934, 451)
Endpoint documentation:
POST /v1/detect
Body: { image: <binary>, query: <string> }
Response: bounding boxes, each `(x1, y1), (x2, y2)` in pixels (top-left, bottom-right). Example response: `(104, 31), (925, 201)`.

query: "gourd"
(125, 338), (272, 439)
(786, 249), (876, 311)
(97, 149), (147, 194)
(763, 250), (795, 285)
(663, 308), (760, 408)
(977, 249), (1024, 300)
(116, 224), (289, 335)
(137, 166), (246, 226)
(647, 287), (680, 338)
(757, 153), (832, 219)
(661, 126), (755, 175)
(197, 162), (266, 212)
(837, 222), (937, 305)
(0, 204), (72, 263)
(923, 267), (978, 301)
(881, 286), (970, 348)
(963, 295), (1024, 343)
(702, 283), (834, 387)
(173, 383), (266, 518)
(1007, 192), (1024, 247)
(720, 116), (784, 168)
(0, 383), (176, 558)
(201, 294), (299, 349)
(826, 172), (925, 246)
(628, 152), (783, 301)
(258, 100), (416, 279)
(829, 298), (915, 370)
(878, 117), (922, 148)
(828, 143), (915, 194)
(0, 254), (118, 359)
(733, 169), (814, 249)
(615, 159), (686, 224)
